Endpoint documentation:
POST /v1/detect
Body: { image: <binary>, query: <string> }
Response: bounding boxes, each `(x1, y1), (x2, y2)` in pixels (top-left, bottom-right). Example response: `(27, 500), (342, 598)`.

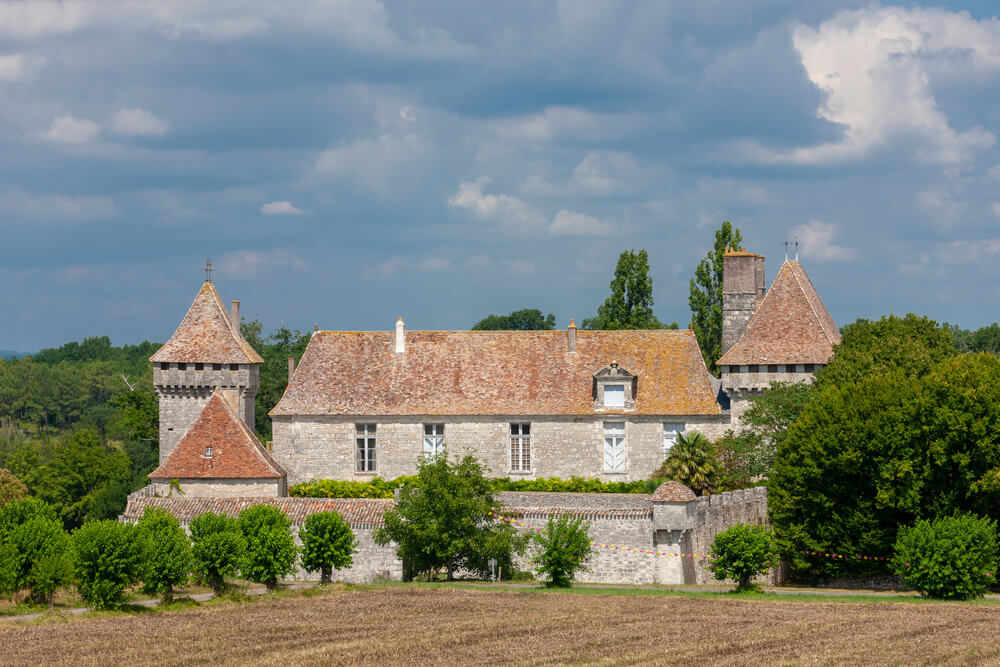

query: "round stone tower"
(150, 279), (264, 463)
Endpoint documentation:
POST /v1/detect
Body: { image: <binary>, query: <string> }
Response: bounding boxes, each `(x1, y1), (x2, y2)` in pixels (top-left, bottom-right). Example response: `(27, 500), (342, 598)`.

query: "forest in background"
(0, 318), (998, 531)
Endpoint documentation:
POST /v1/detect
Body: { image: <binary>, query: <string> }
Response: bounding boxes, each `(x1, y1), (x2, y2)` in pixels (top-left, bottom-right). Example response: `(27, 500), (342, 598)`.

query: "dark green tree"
(299, 511), (358, 584)
(708, 524), (777, 592)
(688, 221), (743, 374)
(472, 309), (557, 331)
(374, 454), (521, 580)
(136, 506), (191, 602)
(770, 354), (1000, 578)
(582, 249), (661, 330)
(531, 514), (594, 588)
(892, 514), (998, 600)
(653, 432), (719, 496)
(237, 505), (298, 591)
(72, 519), (143, 609)
(190, 512), (245, 594)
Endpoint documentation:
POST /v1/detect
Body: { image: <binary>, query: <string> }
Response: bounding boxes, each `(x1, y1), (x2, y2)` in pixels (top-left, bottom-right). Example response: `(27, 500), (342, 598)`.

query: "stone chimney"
(231, 300), (240, 332)
(395, 317), (405, 353)
(287, 357), (296, 381)
(722, 249), (765, 357)
(567, 319), (577, 353)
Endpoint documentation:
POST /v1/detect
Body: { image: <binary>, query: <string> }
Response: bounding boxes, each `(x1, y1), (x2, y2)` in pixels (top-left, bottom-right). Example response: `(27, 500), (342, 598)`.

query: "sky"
(2, 1), (1000, 352)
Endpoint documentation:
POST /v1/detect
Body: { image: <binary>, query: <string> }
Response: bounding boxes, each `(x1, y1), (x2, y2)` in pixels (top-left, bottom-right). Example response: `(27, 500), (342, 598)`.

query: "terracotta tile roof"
(150, 281), (264, 364)
(150, 390), (285, 480)
(717, 260), (841, 366)
(270, 329), (721, 417)
(122, 496), (392, 527)
(651, 481), (696, 502)
(498, 491), (653, 519)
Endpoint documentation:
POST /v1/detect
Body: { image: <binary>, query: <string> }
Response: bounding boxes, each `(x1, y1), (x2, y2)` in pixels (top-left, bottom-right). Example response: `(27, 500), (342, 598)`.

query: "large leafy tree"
(472, 309), (556, 331)
(237, 505), (298, 591)
(190, 512), (245, 594)
(0, 515), (73, 609)
(531, 515), (594, 588)
(0, 468), (27, 507)
(688, 221), (743, 373)
(136, 506), (191, 602)
(299, 511), (357, 584)
(769, 353), (1000, 578)
(374, 454), (522, 580)
(72, 519), (143, 610)
(582, 249), (662, 330)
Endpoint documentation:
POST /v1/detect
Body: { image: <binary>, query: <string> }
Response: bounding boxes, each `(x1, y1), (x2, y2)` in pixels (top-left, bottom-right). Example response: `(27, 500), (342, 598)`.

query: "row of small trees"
(0, 497), (358, 610)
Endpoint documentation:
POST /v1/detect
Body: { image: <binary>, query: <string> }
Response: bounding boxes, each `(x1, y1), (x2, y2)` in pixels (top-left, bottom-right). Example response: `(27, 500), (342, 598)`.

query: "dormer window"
(593, 362), (636, 410)
(604, 385), (625, 407)
(204, 447), (213, 457)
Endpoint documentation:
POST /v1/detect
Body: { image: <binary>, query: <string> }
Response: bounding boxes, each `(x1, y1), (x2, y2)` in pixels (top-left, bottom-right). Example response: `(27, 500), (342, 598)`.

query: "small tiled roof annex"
(150, 281), (264, 364)
(717, 260), (841, 366)
(150, 390), (285, 480)
(651, 481), (696, 502)
(270, 329), (721, 417)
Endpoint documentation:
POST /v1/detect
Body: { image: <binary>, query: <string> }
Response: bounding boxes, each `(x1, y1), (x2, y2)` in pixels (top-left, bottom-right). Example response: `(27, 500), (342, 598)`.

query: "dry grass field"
(1, 585), (999, 665)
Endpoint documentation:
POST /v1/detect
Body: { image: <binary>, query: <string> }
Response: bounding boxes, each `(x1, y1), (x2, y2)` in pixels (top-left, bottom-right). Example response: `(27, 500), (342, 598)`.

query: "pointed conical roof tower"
(151, 279), (263, 463)
(149, 389), (285, 497)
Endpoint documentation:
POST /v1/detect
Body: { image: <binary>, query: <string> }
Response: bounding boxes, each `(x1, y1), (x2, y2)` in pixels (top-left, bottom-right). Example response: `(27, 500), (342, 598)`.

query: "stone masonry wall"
(686, 487), (782, 585)
(150, 478), (284, 498)
(272, 415), (730, 486)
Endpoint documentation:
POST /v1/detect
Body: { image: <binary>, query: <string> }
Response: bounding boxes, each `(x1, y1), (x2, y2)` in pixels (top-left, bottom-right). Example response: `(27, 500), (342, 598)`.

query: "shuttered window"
(603, 422), (625, 473)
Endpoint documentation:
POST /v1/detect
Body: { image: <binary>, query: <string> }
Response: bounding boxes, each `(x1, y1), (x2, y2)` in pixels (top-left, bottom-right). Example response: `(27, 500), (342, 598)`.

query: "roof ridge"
(214, 389), (285, 477)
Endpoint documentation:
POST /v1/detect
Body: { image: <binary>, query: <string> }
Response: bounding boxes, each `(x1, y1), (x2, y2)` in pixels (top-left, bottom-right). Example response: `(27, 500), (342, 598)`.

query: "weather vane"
(205, 259), (214, 282)
(783, 237), (799, 261)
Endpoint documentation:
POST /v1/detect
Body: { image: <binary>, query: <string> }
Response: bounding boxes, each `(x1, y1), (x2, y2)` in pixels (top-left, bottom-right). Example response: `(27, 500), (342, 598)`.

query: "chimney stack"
(721, 250), (766, 358)
(567, 319), (577, 353)
(395, 317), (405, 353)
(288, 357), (296, 381)
(231, 300), (240, 332)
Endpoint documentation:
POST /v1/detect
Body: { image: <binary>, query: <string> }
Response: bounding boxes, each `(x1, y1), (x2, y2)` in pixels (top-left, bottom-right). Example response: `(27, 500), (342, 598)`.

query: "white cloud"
(549, 210), (616, 236)
(770, 8), (1000, 165)
(110, 108), (168, 136)
(789, 221), (857, 262)
(217, 248), (307, 279)
(936, 239), (1000, 265)
(260, 201), (305, 215)
(520, 151), (643, 198)
(43, 115), (99, 143)
(314, 133), (427, 190)
(992, 203), (1000, 221)
(0, 189), (117, 223)
(0, 52), (42, 81)
(399, 105), (415, 122)
(503, 260), (536, 276)
(448, 177), (547, 235)
(417, 257), (451, 272)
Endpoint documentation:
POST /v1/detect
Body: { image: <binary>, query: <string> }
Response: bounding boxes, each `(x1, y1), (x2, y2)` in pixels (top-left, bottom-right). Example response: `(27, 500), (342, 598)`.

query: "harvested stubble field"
(1, 586), (999, 666)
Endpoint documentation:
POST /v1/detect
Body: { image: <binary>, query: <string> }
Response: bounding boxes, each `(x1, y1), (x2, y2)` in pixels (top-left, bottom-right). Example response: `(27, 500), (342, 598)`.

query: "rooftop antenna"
(204, 259), (214, 282)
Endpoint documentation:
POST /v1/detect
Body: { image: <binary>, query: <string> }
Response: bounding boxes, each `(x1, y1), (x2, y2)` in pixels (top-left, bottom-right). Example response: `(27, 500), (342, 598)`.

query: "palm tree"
(654, 432), (719, 496)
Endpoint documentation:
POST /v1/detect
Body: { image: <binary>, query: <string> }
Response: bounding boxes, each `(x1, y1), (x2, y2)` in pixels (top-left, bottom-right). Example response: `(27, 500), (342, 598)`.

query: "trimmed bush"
(72, 520), (143, 609)
(892, 514), (998, 600)
(0, 515), (73, 608)
(299, 511), (357, 584)
(292, 475), (660, 498)
(531, 515), (594, 588)
(237, 505), (298, 591)
(190, 512), (245, 594)
(136, 507), (191, 602)
(708, 524), (777, 592)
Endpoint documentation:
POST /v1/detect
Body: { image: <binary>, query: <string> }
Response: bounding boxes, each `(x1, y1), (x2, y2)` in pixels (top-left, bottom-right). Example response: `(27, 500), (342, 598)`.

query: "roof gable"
(150, 281), (264, 364)
(271, 329), (721, 417)
(718, 260), (841, 366)
(150, 391), (284, 480)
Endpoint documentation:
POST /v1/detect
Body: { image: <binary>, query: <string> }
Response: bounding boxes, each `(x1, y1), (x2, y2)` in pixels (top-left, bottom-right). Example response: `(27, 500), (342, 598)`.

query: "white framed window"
(510, 423), (531, 472)
(423, 423), (444, 457)
(663, 423), (684, 458)
(603, 422), (625, 473)
(604, 384), (625, 407)
(356, 423), (376, 472)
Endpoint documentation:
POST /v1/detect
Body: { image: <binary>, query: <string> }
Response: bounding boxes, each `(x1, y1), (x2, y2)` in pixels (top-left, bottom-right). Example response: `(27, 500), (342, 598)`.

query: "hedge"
(290, 476), (665, 498)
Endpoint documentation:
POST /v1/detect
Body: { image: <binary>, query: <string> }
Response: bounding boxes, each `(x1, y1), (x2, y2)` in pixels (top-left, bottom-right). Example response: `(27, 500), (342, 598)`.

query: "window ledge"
(354, 472), (377, 477)
(507, 470), (536, 476)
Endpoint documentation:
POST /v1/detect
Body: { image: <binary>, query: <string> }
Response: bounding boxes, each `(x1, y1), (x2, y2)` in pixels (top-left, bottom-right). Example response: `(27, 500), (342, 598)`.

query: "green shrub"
(72, 519), (143, 609)
(652, 432), (719, 496)
(136, 507), (191, 602)
(237, 505), (298, 590)
(292, 475), (656, 498)
(892, 514), (998, 600)
(190, 512), (245, 594)
(0, 515), (73, 608)
(290, 477), (413, 499)
(708, 524), (777, 592)
(531, 515), (594, 588)
(299, 511), (357, 584)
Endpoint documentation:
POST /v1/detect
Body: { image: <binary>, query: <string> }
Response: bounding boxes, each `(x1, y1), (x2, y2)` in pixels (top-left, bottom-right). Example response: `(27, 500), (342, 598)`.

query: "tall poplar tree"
(582, 249), (661, 330)
(689, 221), (743, 374)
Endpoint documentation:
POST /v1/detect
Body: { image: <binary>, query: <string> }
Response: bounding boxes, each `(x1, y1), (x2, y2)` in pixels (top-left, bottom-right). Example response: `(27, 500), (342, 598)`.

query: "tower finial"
(205, 259), (214, 282)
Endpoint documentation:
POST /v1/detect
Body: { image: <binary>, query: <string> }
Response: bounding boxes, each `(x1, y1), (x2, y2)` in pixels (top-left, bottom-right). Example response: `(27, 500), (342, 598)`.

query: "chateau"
(125, 247), (836, 585)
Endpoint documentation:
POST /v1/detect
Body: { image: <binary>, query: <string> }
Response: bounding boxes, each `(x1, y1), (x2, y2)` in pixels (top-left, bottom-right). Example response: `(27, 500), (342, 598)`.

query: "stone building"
(718, 250), (840, 422)
(148, 389), (287, 498)
(150, 280), (263, 463)
(269, 323), (729, 486)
